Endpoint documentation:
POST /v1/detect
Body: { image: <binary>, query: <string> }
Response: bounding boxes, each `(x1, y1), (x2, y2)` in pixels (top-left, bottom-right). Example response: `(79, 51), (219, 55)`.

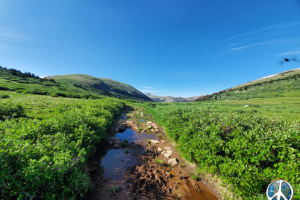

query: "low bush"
(0, 102), (25, 120)
(0, 94), (10, 99)
(0, 98), (125, 199)
(159, 107), (300, 199)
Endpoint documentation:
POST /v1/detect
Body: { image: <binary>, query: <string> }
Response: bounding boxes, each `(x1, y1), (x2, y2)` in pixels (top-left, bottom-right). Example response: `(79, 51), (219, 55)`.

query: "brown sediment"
(81, 105), (220, 200)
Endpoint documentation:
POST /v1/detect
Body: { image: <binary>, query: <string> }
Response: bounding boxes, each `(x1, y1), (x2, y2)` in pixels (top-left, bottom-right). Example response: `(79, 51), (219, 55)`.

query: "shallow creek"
(83, 109), (219, 200)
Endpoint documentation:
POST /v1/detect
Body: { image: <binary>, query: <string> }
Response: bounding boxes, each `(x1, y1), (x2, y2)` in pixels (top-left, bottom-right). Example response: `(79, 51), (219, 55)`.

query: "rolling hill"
(0, 67), (152, 101)
(45, 74), (152, 102)
(196, 68), (300, 101)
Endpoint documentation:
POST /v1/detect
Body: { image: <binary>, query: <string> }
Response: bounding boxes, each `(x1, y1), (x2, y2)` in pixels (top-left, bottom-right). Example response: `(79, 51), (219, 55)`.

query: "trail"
(82, 105), (220, 200)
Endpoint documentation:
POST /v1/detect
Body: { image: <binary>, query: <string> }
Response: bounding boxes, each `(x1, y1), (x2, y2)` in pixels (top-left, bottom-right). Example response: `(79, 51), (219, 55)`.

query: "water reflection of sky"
(114, 128), (159, 143)
(100, 149), (137, 180)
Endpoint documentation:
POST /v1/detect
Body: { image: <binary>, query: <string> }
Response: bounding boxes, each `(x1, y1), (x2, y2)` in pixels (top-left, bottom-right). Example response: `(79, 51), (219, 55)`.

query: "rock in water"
(164, 150), (172, 158)
(168, 158), (178, 166)
(149, 140), (159, 144)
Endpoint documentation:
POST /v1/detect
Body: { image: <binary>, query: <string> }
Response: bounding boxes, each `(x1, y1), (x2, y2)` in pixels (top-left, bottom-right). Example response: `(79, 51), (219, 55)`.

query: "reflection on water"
(101, 149), (137, 180)
(101, 129), (160, 180)
(114, 128), (159, 143)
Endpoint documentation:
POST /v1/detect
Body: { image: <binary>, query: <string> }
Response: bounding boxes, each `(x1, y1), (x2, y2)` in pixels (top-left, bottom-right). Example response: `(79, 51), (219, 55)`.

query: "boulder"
(168, 158), (178, 166)
(164, 150), (172, 158)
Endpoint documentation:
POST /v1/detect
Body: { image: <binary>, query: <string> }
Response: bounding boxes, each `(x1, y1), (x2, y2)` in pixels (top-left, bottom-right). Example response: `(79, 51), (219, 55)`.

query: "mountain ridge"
(145, 93), (203, 102)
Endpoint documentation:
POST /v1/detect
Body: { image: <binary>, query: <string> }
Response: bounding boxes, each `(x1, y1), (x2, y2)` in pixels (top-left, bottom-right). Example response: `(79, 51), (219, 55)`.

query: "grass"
(111, 186), (120, 195)
(155, 158), (164, 166)
(124, 149), (129, 154)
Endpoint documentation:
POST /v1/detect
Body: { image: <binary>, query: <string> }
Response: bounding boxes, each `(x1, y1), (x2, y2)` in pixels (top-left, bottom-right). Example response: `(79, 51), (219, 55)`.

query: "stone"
(158, 147), (162, 152)
(161, 151), (165, 155)
(115, 124), (127, 132)
(114, 144), (120, 148)
(168, 158), (178, 166)
(149, 140), (159, 144)
(161, 140), (165, 143)
(243, 105), (249, 107)
(110, 138), (121, 144)
(126, 121), (133, 124)
(165, 147), (171, 150)
(108, 141), (112, 144)
(164, 150), (172, 158)
(147, 121), (152, 124)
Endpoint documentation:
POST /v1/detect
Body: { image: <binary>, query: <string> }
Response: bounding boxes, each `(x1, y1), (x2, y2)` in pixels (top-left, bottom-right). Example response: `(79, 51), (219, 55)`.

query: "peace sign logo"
(266, 180), (293, 200)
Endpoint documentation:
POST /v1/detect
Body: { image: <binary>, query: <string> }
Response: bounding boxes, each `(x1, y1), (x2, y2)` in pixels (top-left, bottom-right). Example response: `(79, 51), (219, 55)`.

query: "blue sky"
(1, 0), (300, 97)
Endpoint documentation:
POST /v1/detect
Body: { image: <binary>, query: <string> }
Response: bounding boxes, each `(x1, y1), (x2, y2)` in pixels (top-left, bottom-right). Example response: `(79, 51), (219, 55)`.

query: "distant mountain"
(46, 74), (153, 102)
(145, 93), (203, 102)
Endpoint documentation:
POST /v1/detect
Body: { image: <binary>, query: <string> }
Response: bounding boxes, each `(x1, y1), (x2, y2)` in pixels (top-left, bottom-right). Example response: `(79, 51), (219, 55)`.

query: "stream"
(83, 107), (219, 200)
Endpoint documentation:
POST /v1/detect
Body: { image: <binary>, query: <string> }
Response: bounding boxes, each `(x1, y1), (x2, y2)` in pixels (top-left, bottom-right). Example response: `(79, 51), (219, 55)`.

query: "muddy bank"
(82, 106), (220, 200)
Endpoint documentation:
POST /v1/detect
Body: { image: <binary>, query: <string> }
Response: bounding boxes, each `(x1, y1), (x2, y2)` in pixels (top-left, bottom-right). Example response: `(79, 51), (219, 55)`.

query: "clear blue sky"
(1, 0), (300, 97)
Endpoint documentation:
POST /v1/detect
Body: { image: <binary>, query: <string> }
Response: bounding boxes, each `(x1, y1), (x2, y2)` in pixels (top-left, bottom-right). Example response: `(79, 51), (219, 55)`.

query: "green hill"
(45, 74), (152, 101)
(0, 67), (152, 101)
(196, 68), (300, 101)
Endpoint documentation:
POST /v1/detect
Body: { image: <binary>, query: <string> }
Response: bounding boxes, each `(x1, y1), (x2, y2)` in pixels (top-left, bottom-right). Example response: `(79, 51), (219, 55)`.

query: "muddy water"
(100, 128), (160, 180)
(97, 126), (218, 200)
(114, 128), (160, 143)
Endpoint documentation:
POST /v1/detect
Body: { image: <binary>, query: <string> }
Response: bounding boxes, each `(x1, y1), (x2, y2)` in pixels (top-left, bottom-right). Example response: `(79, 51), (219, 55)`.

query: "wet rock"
(164, 150), (172, 158)
(165, 147), (171, 150)
(168, 158), (178, 166)
(158, 147), (162, 152)
(110, 138), (122, 144)
(149, 140), (159, 144)
(115, 124), (127, 132)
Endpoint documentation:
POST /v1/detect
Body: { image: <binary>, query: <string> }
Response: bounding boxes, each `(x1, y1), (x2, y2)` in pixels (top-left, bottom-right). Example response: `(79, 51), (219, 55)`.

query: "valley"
(1, 67), (299, 200)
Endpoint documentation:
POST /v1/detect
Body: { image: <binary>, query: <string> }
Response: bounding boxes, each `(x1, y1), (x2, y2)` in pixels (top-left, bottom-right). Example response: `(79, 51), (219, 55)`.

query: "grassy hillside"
(0, 66), (151, 101)
(196, 68), (300, 102)
(46, 74), (152, 102)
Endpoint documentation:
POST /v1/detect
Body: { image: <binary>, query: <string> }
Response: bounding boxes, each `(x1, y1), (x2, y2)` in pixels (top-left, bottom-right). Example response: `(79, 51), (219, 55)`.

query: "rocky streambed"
(82, 106), (219, 200)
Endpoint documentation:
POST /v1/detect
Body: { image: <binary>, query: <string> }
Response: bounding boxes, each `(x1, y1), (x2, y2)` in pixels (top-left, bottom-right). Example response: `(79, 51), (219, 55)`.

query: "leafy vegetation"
(0, 91), (125, 199)
(141, 104), (300, 199)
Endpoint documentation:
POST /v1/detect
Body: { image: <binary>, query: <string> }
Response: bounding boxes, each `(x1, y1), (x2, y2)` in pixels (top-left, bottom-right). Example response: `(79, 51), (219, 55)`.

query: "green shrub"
(0, 102), (25, 120)
(0, 98), (125, 199)
(0, 94), (10, 99)
(160, 107), (300, 198)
